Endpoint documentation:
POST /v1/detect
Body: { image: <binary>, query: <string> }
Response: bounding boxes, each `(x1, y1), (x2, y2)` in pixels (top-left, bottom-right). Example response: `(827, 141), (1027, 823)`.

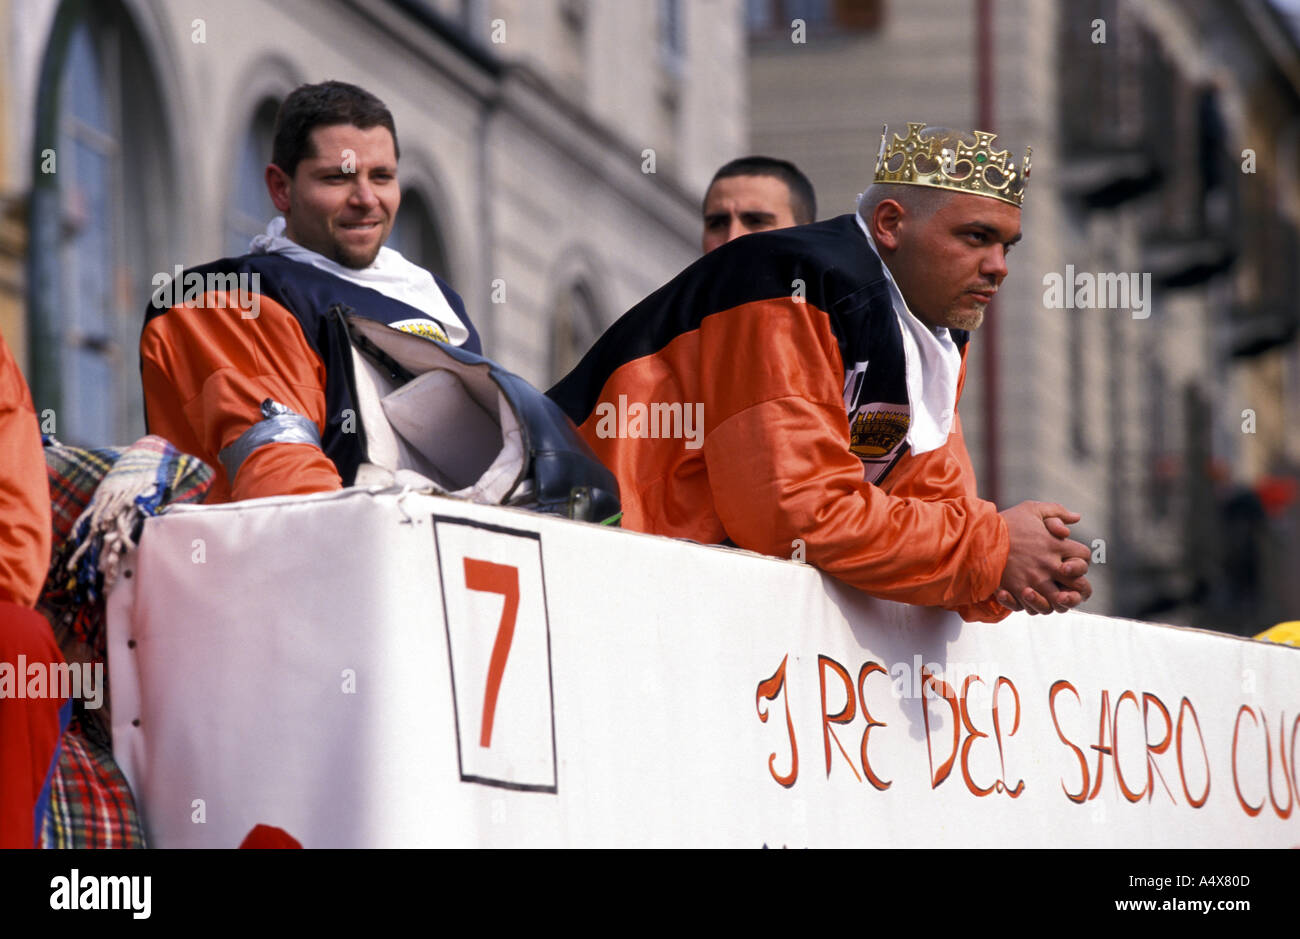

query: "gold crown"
(873, 122), (1031, 207)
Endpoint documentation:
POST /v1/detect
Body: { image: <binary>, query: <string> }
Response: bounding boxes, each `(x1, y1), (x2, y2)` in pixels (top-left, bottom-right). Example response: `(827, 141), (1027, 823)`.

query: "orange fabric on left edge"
(0, 335), (64, 847)
(140, 292), (343, 503)
(0, 333), (51, 608)
(0, 601), (67, 848)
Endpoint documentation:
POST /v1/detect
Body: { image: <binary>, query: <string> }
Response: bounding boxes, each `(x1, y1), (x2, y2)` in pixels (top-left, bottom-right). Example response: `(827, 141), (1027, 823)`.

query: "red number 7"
(463, 559), (520, 748)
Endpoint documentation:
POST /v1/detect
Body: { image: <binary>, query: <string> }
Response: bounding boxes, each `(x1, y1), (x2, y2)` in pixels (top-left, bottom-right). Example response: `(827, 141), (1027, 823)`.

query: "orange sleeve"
(878, 408), (1010, 622)
(0, 335), (51, 608)
(140, 294), (343, 503)
(698, 299), (1008, 616)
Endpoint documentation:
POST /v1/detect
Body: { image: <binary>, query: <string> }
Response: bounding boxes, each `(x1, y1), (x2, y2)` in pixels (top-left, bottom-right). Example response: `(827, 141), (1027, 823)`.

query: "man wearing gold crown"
(548, 123), (1091, 620)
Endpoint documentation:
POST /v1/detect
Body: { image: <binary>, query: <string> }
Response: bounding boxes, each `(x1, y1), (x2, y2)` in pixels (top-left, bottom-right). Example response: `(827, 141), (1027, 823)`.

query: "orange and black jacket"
(548, 214), (1010, 622)
(141, 254), (480, 503)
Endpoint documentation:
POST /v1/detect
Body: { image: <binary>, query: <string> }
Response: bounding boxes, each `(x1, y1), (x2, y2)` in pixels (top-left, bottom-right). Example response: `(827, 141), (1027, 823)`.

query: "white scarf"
(854, 212), (962, 456)
(250, 217), (470, 346)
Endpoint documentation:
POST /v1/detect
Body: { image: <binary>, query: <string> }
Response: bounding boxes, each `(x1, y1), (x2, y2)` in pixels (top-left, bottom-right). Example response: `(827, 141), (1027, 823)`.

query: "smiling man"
(141, 81), (480, 502)
(550, 123), (1091, 620)
(271, 121), (400, 269)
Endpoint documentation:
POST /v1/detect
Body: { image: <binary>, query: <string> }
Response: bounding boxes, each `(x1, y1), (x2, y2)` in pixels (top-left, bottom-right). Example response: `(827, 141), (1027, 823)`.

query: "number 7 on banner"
(434, 515), (557, 792)
(463, 559), (520, 748)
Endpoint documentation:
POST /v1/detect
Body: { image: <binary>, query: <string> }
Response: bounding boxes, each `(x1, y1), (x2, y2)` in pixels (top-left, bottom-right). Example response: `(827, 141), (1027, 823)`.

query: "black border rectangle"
(431, 514), (558, 794)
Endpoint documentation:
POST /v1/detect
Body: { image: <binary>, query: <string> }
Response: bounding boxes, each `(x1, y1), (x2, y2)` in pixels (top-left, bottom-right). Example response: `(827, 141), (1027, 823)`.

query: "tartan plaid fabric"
(42, 435), (214, 653)
(37, 435), (214, 848)
(40, 715), (146, 849)
(42, 441), (117, 655)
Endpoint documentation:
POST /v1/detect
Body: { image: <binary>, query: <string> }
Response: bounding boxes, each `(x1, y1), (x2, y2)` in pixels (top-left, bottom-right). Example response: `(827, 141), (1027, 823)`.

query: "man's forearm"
(707, 395), (1010, 610)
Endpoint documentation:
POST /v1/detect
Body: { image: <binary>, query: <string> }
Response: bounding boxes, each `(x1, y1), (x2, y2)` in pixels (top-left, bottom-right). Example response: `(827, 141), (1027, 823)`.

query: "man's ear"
(870, 199), (905, 251)
(265, 163), (292, 214)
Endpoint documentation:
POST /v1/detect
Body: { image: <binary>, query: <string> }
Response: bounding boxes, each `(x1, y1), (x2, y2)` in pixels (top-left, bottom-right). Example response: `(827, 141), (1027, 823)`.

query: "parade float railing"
(106, 488), (1300, 847)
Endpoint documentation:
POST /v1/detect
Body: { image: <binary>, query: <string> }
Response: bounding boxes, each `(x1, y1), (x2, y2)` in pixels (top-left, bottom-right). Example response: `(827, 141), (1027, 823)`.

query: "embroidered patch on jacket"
(849, 402), (910, 459)
(849, 402), (910, 484)
(389, 317), (449, 343)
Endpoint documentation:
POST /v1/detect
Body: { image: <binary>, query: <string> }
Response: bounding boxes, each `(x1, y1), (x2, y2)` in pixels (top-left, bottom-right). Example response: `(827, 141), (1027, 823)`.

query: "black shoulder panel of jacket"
(547, 214), (894, 424)
(141, 253), (482, 355)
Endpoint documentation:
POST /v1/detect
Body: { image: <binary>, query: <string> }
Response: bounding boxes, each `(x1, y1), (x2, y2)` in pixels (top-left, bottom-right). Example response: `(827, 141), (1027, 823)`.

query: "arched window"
(549, 280), (602, 385)
(28, 1), (174, 446)
(226, 98), (280, 257)
(385, 187), (449, 280)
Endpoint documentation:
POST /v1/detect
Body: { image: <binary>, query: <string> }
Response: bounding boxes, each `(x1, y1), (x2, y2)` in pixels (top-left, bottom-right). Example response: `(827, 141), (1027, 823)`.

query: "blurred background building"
(1, 0), (744, 433)
(2, 0), (1297, 635)
(752, 0), (1300, 634)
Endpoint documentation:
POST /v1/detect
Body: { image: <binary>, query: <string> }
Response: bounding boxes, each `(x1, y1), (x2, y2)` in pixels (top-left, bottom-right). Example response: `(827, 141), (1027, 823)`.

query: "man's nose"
(349, 178), (379, 208)
(982, 244), (1009, 280)
(725, 217), (745, 245)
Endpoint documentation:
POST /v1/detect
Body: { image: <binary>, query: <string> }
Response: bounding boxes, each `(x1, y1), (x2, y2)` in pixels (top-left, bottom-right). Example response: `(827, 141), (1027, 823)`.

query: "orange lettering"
(1292, 715), (1299, 799)
(1088, 689), (1113, 801)
(992, 677), (1025, 798)
(856, 662), (891, 791)
(1141, 693), (1176, 804)
(1050, 680), (1090, 804)
(1232, 705), (1263, 817)
(1263, 712), (1293, 819)
(1175, 696), (1210, 808)
(819, 655), (861, 782)
(959, 675), (995, 797)
(756, 655), (799, 788)
(922, 668), (960, 789)
(1114, 691), (1147, 803)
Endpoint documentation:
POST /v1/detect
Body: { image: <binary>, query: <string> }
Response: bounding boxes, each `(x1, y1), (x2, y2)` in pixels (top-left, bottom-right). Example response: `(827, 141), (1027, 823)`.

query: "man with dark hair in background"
(141, 80), (481, 503)
(701, 156), (817, 254)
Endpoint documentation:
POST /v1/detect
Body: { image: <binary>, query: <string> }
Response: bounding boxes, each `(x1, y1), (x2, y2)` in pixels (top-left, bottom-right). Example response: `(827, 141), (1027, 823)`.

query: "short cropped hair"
(707, 156), (817, 224)
(856, 182), (950, 226)
(857, 127), (982, 224)
(271, 81), (400, 178)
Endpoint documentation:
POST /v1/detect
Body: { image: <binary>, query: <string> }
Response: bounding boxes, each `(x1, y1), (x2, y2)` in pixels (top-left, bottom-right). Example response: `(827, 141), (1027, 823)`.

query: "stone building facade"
(0, 0), (745, 444)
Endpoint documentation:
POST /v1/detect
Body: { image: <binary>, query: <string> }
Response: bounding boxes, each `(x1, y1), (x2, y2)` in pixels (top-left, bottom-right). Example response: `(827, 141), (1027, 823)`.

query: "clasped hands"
(994, 501), (1093, 615)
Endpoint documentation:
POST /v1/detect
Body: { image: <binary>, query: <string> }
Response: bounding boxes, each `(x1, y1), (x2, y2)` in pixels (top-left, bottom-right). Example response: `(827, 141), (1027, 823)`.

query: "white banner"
(107, 489), (1300, 847)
